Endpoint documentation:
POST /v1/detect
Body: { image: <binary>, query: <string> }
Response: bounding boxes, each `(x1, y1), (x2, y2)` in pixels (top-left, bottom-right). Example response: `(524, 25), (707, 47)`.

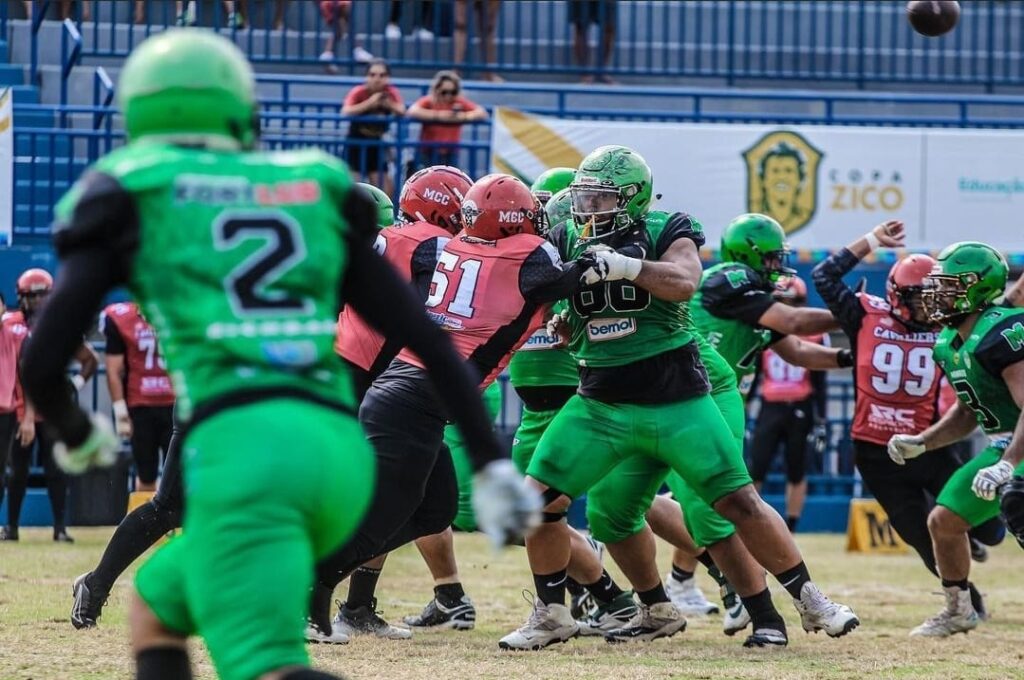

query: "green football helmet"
(922, 241), (1008, 326)
(531, 167), (576, 206)
(570, 145), (653, 241)
(357, 182), (395, 228)
(118, 28), (258, 149)
(545, 187), (573, 231)
(720, 213), (795, 284)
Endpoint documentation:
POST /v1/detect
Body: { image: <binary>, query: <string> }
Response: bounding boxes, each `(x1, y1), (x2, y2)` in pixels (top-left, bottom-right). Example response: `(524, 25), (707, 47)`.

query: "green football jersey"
(689, 262), (781, 396)
(695, 331), (737, 396)
(551, 210), (702, 369)
(56, 141), (360, 420)
(933, 305), (1024, 436)
(507, 300), (579, 388)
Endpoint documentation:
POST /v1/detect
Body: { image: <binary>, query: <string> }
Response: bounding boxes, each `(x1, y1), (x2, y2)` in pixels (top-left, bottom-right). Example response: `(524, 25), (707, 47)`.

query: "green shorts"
(444, 381), (503, 532)
(937, 442), (1024, 528)
(135, 399), (375, 680)
(528, 393), (750, 542)
(586, 388), (746, 545)
(511, 406), (560, 475)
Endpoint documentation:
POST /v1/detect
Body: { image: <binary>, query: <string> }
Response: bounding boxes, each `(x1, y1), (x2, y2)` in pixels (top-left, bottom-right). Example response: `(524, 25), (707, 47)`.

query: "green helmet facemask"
(357, 182), (395, 228)
(531, 167), (576, 206)
(570, 145), (653, 241)
(118, 28), (258, 150)
(720, 213), (795, 284)
(922, 241), (1008, 326)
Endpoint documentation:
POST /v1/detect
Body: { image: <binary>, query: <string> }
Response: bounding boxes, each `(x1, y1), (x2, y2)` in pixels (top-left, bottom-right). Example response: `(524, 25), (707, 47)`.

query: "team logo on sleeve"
(742, 131), (822, 235)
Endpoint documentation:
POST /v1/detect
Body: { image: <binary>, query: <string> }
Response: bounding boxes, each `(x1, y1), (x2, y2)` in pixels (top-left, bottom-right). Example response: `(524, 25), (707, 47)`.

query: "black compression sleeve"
(341, 237), (502, 469)
(103, 314), (127, 355)
(22, 247), (123, 447)
(811, 248), (866, 339)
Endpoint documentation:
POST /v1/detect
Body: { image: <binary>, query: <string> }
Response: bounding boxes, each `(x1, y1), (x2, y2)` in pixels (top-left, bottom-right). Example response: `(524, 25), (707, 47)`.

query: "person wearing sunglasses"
(406, 71), (487, 178)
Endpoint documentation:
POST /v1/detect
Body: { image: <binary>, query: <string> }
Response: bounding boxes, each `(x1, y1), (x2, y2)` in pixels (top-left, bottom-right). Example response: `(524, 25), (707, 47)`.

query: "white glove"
(580, 250), (643, 286)
(887, 434), (926, 466)
(112, 399), (132, 439)
(546, 309), (569, 341)
(53, 413), (119, 475)
(972, 459), (1015, 501)
(70, 374), (86, 391)
(472, 459), (542, 550)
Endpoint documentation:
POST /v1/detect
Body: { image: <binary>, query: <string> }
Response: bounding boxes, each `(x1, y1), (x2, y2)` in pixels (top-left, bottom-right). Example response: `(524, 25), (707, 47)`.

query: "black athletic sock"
(309, 581), (334, 635)
(786, 516), (799, 532)
(776, 561), (812, 599)
(968, 582), (986, 616)
(91, 501), (179, 594)
(582, 569), (624, 604)
(670, 564), (694, 583)
(347, 566), (383, 610)
(941, 577), (969, 591)
(533, 569), (567, 606)
(565, 576), (585, 596)
(695, 551), (715, 570)
(636, 583), (669, 606)
(282, 670), (344, 680)
(740, 587), (786, 632)
(434, 582), (466, 607)
(136, 646), (192, 680)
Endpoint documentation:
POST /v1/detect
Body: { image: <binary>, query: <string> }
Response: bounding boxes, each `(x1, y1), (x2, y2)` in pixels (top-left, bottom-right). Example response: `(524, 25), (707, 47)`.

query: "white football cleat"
(604, 602), (687, 643)
(665, 575), (719, 616)
(305, 620), (350, 645)
(499, 599), (579, 650)
(910, 587), (979, 638)
(793, 583), (860, 637)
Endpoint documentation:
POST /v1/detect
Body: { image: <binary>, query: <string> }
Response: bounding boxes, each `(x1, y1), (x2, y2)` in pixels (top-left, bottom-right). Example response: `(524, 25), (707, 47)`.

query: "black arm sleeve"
(654, 212), (706, 257)
(340, 193), (502, 469)
(810, 369), (828, 421)
(103, 314), (127, 355)
(700, 266), (777, 327)
(520, 242), (586, 305)
(976, 315), (1024, 378)
(811, 248), (866, 340)
(22, 248), (125, 446)
(22, 173), (138, 447)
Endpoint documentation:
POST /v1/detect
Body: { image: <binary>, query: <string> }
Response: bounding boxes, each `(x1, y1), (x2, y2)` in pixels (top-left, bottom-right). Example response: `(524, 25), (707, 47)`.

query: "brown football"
(906, 1), (960, 37)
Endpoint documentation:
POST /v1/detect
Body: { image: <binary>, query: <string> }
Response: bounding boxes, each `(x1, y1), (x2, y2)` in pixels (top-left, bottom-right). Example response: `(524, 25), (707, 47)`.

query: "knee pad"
(1000, 476), (1024, 549)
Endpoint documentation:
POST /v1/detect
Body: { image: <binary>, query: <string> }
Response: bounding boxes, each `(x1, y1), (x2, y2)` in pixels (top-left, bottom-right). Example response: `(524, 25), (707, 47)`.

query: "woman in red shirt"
(406, 71), (487, 175)
(342, 59), (406, 196)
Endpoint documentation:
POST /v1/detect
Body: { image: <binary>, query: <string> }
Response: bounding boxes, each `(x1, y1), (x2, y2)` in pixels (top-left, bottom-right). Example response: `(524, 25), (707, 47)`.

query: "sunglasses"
(437, 88), (458, 96)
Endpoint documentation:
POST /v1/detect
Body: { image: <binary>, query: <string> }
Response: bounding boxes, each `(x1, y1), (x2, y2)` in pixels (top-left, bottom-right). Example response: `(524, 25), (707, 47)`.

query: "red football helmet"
(773, 275), (807, 306)
(887, 254), (937, 325)
(399, 165), (473, 234)
(16, 268), (53, 296)
(461, 174), (543, 241)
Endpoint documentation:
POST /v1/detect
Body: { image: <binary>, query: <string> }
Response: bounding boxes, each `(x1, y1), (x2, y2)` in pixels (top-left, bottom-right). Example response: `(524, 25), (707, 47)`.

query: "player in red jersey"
(101, 302), (175, 492)
(310, 174), (598, 637)
(1, 269), (97, 543)
(812, 220), (1003, 615)
(748, 276), (828, 532)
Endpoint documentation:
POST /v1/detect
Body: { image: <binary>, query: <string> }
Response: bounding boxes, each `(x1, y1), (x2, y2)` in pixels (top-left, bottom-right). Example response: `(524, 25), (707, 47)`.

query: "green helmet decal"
(570, 145), (653, 241)
(357, 182), (395, 228)
(720, 213), (795, 284)
(923, 241), (1008, 325)
(545, 187), (572, 231)
(531, 167), (576, 206)
(118, 29), (258, 149)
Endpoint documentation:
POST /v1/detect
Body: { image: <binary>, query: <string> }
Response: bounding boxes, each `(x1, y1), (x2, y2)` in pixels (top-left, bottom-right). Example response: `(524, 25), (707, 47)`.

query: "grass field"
(0, 528), (1021, 679)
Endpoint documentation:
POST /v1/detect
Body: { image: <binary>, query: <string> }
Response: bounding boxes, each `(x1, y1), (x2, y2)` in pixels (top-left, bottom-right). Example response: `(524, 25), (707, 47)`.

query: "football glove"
(53, 413), (119, 475)
(472, 459), (542, 550)
(580, 249), (643, 286)
(887, 434), (926, 466)
(972, 459), (1015, 501)
(545, 308), (570, 345)
(808, 423), (828, 456)
(112, 399), (132, 439)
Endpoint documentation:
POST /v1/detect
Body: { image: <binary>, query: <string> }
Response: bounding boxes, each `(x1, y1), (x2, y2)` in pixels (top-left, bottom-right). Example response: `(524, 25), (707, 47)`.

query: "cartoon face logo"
(743, 131), (823, 235)
(461, 199), (480, 227)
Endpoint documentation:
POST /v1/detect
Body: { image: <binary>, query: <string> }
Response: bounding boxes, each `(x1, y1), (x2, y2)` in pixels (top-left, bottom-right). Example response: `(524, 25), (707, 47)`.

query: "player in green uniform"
(501, 145), (858, 650)
(356, 181), (394, 227)
(887, 241), (1024, 637)
(21, 30), (531, 680)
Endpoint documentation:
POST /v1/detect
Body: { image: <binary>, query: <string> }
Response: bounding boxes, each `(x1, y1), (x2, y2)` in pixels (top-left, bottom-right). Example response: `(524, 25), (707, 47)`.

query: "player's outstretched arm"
(757, 302), (839, 336)
(920, 400), (978, 451)
(771, 334), (852, 371)
(971, 360), (1024, 499)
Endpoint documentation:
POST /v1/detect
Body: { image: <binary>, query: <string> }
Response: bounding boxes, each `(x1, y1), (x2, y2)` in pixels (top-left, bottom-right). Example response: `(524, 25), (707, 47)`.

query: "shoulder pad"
(858, 293), (891, 313)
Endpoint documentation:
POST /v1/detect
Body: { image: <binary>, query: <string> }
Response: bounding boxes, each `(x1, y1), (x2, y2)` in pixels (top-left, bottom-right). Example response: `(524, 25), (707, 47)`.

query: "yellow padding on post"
(846, 498), (909, 553)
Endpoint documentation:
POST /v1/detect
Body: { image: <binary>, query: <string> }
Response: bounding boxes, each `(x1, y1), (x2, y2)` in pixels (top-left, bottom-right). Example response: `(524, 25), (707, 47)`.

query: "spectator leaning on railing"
(406, 70), (487, 176)
(342, 58), (406, 195)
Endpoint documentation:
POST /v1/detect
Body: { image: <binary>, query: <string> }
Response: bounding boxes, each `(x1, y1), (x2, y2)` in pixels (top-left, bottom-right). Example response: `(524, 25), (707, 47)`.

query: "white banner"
(491, 109), (1024, 253)
(0, 89), (10, 246)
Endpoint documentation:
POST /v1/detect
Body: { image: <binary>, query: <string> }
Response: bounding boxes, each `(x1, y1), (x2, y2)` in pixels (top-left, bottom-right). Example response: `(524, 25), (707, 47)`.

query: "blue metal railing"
(59, 18), (82, 112)
(26, 0), (1024, 90)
